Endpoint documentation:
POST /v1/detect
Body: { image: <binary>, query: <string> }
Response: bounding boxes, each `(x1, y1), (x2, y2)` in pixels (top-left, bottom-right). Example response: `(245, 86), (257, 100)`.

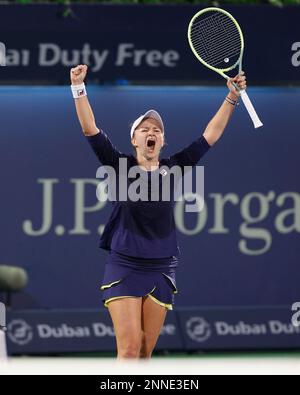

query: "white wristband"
(71, 83), (87, 99)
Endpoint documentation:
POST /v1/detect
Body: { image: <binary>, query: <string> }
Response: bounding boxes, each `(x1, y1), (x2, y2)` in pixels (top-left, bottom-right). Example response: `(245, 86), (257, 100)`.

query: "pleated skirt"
(100, 250), (179, 310)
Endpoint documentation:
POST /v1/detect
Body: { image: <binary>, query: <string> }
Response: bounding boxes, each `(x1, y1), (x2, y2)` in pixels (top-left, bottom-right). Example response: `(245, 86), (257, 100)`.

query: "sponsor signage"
(6, 309), (182, 355)
(0, 5), (299, 84)
(178, 307), (300, 350)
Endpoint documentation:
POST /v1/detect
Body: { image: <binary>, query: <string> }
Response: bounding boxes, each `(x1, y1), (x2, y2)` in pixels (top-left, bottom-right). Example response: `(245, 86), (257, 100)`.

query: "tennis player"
(70, 64), (246, 359)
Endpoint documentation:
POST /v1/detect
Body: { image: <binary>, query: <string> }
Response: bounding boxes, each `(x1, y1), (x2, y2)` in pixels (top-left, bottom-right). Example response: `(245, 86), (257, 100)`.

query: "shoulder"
(159, 157), (167, 165)
(159, 157), (176, 168)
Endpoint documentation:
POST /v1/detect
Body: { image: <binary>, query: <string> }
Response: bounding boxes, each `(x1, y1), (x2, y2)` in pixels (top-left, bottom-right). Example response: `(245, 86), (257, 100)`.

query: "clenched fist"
(227, 71), (247, 97)
(70, 64), (88, 85)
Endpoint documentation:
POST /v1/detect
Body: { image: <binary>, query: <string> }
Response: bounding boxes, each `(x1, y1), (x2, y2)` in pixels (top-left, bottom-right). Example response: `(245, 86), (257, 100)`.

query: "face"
(131, 118), (165, 160)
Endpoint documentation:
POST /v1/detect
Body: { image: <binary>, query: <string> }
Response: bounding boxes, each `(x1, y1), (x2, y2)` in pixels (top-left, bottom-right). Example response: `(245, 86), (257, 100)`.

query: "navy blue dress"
(86, 130), (210, 310)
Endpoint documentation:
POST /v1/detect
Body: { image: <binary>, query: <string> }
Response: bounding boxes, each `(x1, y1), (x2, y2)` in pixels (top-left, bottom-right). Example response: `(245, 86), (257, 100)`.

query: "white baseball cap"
(130, 110), (165, 139)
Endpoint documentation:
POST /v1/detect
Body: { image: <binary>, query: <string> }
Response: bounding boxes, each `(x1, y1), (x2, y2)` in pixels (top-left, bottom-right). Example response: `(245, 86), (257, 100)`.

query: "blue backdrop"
(0, 4), (299, 85)
(0, 86), (299, 311)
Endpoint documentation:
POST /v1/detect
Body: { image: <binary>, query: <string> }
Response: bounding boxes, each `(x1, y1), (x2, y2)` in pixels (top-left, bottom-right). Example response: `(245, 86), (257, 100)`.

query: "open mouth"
(147, 139), (156, 150)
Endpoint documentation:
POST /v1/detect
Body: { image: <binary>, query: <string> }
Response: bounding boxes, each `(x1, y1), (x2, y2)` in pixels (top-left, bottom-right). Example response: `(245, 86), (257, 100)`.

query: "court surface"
(1, 352), (299, 375)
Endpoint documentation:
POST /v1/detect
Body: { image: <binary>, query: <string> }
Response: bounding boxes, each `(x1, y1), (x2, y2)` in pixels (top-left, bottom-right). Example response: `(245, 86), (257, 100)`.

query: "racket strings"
(190, 12), (242, 68)
(190, 12), (225, 33)
(191, 31), (241, 63)
(191, 38), (241, 67)
(191, 12), (236, 36)
(192, 16), (232, 38)
(191, 21), (240, 57)
(191, 15), (237, 44)
(191, 34), (241, 67)
(191, 32), (240, 57)
(191, 22), (240, 47)
(191, 34), (240, 60)
(192, 39), (241, 67)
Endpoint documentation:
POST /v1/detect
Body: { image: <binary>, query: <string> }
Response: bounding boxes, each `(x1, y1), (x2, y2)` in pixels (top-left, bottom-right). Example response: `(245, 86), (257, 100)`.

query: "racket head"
(188, 7), (244, 75)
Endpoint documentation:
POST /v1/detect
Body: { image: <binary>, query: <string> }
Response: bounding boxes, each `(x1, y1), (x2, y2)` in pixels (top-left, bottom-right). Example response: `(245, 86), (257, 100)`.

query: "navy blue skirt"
(100, 250), (178, 310)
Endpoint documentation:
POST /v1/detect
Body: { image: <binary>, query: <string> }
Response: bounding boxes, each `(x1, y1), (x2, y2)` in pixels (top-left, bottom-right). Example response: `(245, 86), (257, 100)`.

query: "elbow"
(203, 131), (217, 146)
(82, 126), (100, 137)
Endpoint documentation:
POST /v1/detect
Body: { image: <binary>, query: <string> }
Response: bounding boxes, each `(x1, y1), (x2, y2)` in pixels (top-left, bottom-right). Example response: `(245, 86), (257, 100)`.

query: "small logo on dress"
(160, 169), (168, 177)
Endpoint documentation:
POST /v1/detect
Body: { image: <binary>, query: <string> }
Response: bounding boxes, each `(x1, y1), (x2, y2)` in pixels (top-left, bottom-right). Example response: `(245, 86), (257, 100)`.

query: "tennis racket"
(188, 7), (263, 129)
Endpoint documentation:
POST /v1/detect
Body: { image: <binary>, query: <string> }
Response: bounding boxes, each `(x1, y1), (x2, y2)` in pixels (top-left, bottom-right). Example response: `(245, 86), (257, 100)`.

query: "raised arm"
(70, 64), (99, 137)
(203, 72), (247, 146)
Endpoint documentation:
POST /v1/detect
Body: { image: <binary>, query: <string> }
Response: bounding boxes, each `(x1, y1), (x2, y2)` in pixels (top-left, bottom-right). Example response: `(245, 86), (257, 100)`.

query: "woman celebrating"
(70, 64), (246, 359)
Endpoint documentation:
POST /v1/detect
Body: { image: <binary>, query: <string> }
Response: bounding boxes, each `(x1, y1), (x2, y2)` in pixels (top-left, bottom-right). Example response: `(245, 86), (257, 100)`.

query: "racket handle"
(240, 90), (263, 129)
